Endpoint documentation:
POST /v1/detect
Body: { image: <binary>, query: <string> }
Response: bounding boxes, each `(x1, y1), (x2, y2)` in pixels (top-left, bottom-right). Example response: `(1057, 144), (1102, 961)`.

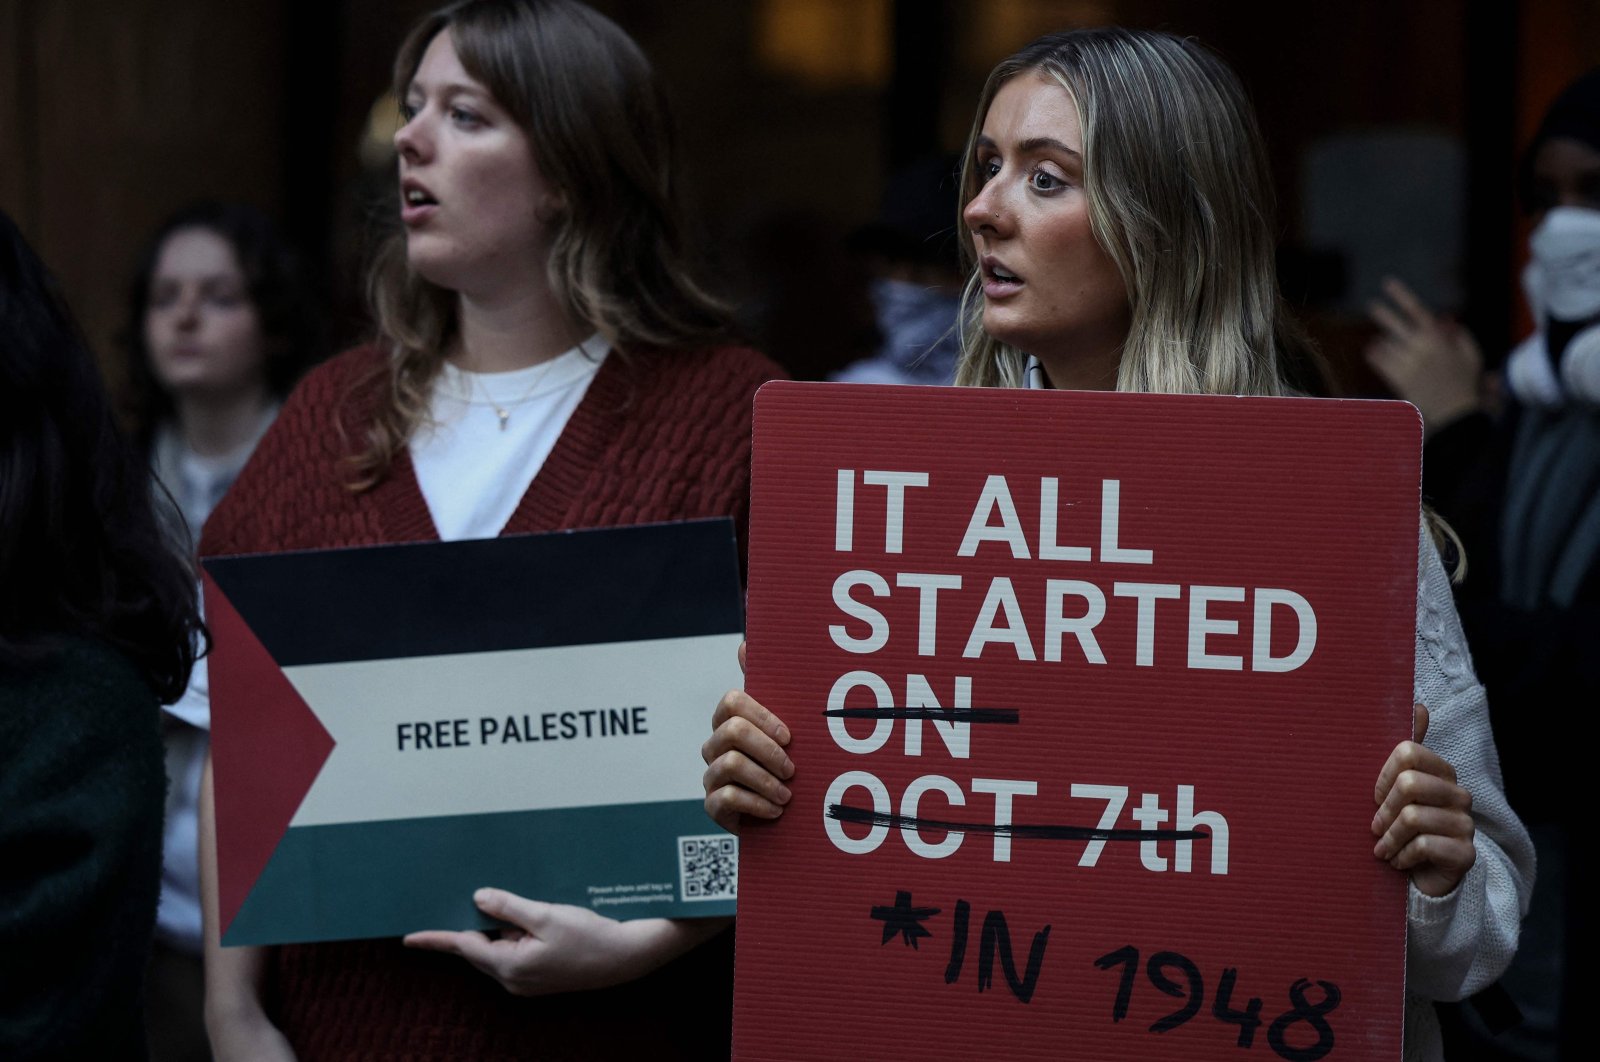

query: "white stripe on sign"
(282, 632), (742, 828)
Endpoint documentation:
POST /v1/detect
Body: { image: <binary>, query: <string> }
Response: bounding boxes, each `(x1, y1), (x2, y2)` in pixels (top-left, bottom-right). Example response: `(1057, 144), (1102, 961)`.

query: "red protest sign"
(735, 382), (1418, 1061)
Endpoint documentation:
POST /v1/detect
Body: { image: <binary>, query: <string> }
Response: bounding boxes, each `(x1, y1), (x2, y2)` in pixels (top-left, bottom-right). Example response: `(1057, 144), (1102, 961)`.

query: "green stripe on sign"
(222, 800), (736, 946)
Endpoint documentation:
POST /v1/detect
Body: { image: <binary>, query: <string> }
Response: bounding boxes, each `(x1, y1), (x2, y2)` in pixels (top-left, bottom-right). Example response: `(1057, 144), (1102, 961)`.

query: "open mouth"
(982, 257), (1023, 290)
(403, 187), (438, 207)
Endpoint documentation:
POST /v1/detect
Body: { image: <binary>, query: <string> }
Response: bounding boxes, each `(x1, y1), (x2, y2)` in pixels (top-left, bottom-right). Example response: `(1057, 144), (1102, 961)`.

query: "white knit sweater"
(1015, 367), (1533, 1055)
(1404, 529), (1536, 1061)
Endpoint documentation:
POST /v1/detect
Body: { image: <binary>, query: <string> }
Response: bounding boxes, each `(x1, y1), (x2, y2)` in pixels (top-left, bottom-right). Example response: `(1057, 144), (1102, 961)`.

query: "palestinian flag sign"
(204, 519), (743, 946)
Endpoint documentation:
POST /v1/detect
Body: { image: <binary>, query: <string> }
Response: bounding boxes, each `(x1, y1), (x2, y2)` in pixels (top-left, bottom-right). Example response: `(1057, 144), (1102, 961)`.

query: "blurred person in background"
(1366, 68), (1600, 1061)
(1, 208), (204, 1059)
(120, 201), (323, 1062)
(124, 201), (324, 553)
(833, 154), (965, 386)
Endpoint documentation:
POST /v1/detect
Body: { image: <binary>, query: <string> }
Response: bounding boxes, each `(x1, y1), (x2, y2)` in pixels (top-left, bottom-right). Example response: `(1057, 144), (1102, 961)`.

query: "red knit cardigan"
(201, 342), (782, 1061)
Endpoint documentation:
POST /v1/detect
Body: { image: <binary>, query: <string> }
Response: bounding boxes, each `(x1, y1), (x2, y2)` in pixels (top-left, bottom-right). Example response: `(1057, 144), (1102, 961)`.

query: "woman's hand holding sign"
(412, 622), (748, 997)
(702, 691), (793, 832)
(702, 641), (794, 833)
(1372, 704), (1477, 898)
(404, 890), (722, 995)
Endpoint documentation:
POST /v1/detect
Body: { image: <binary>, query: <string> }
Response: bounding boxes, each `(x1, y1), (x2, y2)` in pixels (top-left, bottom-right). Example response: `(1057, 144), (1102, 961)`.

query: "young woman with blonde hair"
(950, 30), (1326, 398)
(198, 1), (779, 1058)
(703, 28), (1532, 1061)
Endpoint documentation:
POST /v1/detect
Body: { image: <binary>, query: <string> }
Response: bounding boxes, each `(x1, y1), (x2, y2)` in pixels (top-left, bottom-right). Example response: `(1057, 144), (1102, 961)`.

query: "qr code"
(678, 834), (737, 901)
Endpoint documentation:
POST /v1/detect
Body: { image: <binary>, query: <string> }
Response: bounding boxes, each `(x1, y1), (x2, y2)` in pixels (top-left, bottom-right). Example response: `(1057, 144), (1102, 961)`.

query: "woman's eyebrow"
(974, 134), (1080, 159)
(406, 78), (482, 99)
(1018, 136), (1080, 158)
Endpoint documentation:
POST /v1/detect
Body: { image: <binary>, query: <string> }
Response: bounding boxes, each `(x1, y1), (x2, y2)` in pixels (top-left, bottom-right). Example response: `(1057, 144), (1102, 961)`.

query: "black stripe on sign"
(202, 518), (744, 667)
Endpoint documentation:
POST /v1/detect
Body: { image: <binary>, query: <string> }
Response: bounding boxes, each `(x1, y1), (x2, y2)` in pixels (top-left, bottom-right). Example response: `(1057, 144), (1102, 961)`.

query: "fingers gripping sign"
(403, 888), (665, 995)
(701, 640), (795, 833)
(1371, 704), (1476, 898)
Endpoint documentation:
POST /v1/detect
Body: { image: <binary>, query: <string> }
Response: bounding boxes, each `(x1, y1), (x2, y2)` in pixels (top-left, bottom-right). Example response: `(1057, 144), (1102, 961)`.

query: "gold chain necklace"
(464, 356), (560, 432)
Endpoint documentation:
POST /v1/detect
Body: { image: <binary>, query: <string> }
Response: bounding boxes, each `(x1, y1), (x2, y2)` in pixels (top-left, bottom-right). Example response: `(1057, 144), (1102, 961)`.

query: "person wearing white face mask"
(1365, 67), (1600, 1059)
(1505, 203), (1600, 406)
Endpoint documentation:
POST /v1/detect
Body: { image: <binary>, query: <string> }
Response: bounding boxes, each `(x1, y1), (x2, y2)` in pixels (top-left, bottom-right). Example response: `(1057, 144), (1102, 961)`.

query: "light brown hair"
(353, 0), (731, 487)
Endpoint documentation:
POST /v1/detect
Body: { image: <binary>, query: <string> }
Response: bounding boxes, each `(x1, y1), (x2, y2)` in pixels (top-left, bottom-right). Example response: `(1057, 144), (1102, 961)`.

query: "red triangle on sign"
(204, 571), (336, 935)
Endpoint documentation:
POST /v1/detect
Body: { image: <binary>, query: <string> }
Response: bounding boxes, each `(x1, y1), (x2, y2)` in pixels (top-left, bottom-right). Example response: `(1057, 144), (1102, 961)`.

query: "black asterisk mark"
(870, 890), (941, 949)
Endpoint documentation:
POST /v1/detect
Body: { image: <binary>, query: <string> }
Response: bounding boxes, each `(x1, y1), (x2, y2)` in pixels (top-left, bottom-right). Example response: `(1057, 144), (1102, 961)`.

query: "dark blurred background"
(4, 0), (1598, 393)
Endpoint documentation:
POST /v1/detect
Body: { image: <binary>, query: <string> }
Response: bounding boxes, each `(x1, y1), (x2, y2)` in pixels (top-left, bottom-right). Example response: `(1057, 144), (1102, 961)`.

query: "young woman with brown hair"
(198, 2), (779, 1058)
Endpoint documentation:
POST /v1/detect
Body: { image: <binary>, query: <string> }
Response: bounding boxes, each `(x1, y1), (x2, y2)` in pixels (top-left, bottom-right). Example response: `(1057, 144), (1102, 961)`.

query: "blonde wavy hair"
(953, 28), (1323, 397)
(948, 30), (1471, 572)
(352, 0), (732, 488)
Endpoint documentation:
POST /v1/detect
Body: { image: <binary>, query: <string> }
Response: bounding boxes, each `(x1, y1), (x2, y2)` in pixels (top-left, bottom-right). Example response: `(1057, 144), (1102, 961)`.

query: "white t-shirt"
(411, 337), (610, 541)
